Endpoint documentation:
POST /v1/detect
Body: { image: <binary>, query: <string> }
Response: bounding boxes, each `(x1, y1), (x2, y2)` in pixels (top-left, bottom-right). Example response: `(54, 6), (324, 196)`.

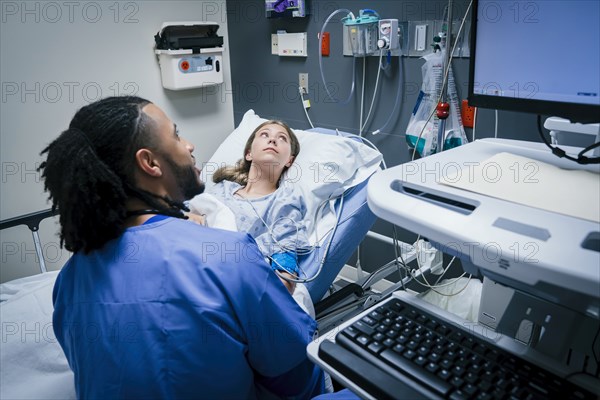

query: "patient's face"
(246, 123), (294, 171)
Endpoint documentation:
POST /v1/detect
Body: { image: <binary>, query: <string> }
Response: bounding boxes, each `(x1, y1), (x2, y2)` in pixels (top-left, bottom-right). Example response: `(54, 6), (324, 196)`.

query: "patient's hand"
(185, 212), (206, 226)
(276, 271), (296, 294)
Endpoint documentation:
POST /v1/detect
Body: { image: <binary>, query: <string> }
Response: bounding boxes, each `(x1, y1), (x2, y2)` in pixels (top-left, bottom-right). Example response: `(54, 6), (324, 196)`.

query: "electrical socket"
(299, 73), (308, 94)
(461, 99), (476, 128)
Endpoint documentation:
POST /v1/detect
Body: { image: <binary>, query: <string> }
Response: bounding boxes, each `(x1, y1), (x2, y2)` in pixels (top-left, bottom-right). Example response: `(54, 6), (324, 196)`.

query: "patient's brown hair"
(213, 120), (300, 186)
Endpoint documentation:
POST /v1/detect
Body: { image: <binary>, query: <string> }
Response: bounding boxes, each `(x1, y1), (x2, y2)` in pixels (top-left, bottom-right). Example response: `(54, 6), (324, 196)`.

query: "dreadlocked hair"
(213, 120), (300, 186)
(39, 96), (186, 254)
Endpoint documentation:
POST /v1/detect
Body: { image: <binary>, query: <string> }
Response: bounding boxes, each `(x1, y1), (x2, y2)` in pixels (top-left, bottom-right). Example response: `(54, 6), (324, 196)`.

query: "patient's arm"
(184, 212), (206, 226)
(276, 271), (296, 294)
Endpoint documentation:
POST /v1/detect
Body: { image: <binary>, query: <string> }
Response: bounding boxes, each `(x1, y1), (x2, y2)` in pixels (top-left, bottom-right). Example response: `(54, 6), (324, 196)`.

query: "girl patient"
(192, 120), (312, 296)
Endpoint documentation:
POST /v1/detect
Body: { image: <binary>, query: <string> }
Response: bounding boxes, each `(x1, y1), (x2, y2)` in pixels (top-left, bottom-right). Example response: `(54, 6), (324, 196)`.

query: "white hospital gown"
(208, 180), (311, 259)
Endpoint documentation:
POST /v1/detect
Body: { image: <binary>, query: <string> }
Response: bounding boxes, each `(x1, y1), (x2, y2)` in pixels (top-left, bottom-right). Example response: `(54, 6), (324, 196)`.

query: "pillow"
(200, 109), (382, 243)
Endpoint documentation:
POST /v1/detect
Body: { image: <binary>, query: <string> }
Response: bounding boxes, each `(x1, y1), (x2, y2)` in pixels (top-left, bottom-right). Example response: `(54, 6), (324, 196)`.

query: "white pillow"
(200, 109), (382, 243)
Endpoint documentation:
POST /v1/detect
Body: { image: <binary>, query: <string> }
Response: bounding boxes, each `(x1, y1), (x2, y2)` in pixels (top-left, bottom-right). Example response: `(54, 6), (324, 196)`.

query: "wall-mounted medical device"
(377, 19), (399, 51)
(265, 0), (308, 18)
(273, 31), (307, 57)
(154, 22), (224, 90)
(342, 9), (380, 57)
(341, 10), (402, 57)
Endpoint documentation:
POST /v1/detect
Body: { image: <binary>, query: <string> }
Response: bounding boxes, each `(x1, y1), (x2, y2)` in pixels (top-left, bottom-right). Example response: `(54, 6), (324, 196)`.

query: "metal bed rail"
(0, 209), (58, 273)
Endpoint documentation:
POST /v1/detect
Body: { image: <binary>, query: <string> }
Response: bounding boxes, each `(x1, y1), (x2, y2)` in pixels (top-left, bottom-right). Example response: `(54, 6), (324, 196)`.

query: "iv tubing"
(319, 9), (356, 105)
(371, 54), (404, 135)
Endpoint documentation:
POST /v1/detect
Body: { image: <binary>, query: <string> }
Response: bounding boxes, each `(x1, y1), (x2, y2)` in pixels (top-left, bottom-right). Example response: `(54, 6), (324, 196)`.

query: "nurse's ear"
(285, 156), (295, 168)
(135, 148), (163, 177)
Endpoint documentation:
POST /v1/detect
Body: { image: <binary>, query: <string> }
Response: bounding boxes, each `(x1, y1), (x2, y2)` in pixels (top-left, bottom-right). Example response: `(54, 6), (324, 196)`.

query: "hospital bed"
(0, 110), (383, 399)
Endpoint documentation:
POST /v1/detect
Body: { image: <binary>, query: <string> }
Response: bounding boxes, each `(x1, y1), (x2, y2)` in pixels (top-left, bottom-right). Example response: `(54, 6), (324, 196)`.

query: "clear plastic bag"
(406, 51), (468, 157)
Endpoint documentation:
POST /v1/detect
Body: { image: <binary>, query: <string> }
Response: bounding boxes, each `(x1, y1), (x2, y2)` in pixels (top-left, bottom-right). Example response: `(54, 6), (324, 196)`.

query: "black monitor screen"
(468, 0), (600, 123)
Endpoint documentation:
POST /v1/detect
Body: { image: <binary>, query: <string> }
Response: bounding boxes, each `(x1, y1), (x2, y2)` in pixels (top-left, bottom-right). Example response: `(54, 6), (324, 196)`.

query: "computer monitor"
(468, 0), (600, 124)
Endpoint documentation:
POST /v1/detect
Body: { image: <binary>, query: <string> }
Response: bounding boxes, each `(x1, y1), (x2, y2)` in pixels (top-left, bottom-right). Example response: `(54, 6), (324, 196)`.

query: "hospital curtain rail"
(0, 208), (58, 273)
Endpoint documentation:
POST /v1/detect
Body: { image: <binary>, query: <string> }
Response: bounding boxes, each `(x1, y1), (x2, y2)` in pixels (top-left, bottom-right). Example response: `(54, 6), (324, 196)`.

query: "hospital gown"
(52, 216), (325, 399)
(208, 180), (312, 266)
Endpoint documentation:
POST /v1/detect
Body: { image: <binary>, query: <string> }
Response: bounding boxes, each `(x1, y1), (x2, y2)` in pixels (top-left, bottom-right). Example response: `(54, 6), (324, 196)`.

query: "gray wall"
(0, 0), (235, 282)
(225, 0), (543, 274)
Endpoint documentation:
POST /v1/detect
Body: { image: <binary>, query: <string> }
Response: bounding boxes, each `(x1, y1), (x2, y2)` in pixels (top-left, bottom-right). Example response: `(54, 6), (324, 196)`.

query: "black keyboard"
(318, 297), (596, 400)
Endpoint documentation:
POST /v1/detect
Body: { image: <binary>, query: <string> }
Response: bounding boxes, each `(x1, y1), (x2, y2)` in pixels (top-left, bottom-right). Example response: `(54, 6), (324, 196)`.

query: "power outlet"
(299, 73), (308, 94)
(461, 99), (476, 128)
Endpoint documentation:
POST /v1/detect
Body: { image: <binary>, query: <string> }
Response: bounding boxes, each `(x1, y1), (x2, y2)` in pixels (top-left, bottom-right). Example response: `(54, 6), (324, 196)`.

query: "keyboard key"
(356, 335), (370, 346)
(417, 346), (429, 356)
(368, 310), (384, 321)
(353, 320), (375, 336)
(392, 343), (405, 354)
(464, 371), (479, 384)
(380, 349), (453, 396)
(368, 341), (384, 354)
(463, 383), (478, 396)
(449, 376), (464, 388)
(438, 369), (451, 381)
(414, 355), (428, 366)
(361, 316), (377, 326)
(389, 300), (404, 312)
(403, 349), (417, 360)
(407, 340), (419, 350)
(425, 362), (439, 374)
(396, 334), (409, 344)
(372, 332), (385, 342)
(342, 326), (360, 338)
(385, 329), (399, 339)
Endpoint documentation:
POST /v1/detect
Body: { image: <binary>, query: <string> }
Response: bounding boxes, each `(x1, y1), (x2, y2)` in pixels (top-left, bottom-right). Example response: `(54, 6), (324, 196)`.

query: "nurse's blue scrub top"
(52, 217), (325, 399)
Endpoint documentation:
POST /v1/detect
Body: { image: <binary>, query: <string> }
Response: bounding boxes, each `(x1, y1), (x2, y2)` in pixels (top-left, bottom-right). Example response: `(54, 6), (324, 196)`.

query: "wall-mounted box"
(265, 0), (308, 18)
(154, 22), (224, 90)
(277, 32), (307, 57)
(342, 24), (404, 57)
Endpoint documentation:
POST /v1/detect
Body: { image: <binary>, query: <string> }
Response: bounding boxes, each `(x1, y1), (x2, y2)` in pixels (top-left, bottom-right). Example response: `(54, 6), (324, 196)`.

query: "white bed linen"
(0, 271), (76, 400)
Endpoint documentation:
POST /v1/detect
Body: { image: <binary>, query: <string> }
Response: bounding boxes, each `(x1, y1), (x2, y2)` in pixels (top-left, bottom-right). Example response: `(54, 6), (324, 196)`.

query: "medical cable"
(299, 87), (315, 129)
(238, 181), (349, 283)
(472, 106), (478, 142)
(536, 115), (600, 165)
(391, 225), (408, 292)
(410, 0), (473, 160)
(371, 52), (404, 136)
(241, 196), (315, 257)
(494, 109), (499, 138)
(359, 57), (366, 137)
(412, 258), (472, 297)
(415, 235), (465, 287)
(319, 9), (357, 105)
(276, 194), (345, 284)
(410, 240), (473, 296)
(390, 230), (470, 296)
(360, 50), (385, 135)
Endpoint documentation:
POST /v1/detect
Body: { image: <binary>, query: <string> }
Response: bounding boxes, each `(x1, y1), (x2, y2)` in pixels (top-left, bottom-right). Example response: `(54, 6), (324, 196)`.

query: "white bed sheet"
(0, 271), (75, 399)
